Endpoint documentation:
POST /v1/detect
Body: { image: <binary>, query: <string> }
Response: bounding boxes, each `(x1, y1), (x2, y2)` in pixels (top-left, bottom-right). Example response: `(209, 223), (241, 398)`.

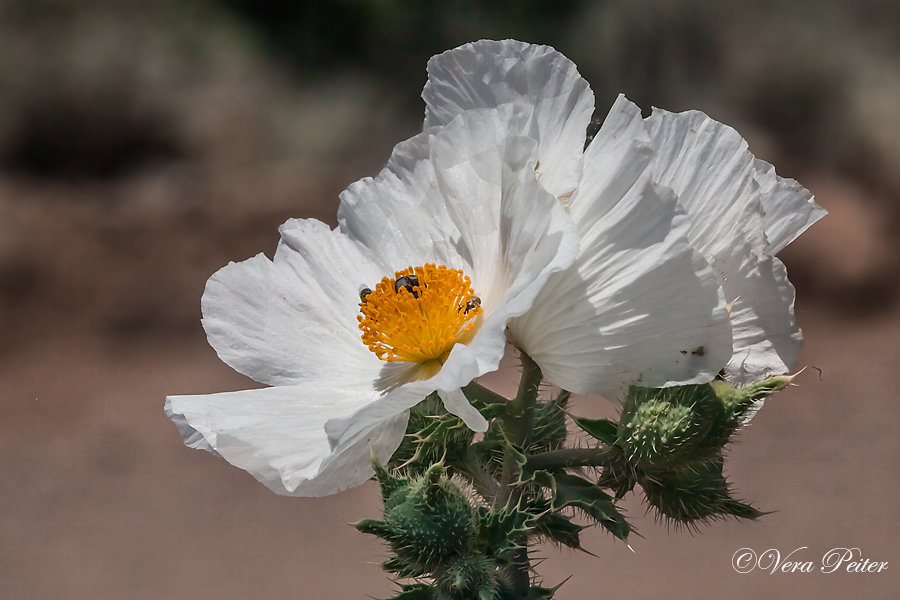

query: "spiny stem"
(497, 351), (542, 597)
(525, 446), (618, 470)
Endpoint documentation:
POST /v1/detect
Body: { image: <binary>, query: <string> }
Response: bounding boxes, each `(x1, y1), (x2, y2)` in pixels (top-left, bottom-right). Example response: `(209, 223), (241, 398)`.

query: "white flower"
(166, 105), (579, 497)
(168, 39), (826, 498)
(423, 40), (826, 398)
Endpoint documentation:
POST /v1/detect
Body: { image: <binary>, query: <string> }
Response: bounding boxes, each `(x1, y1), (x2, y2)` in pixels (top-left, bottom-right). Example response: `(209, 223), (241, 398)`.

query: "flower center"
(358, 264), (482, 363)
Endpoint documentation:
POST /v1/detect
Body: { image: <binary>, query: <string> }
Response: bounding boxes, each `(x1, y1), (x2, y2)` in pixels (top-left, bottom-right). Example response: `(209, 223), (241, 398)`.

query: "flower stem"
(497, 351), (542, 597)
(525, 446), (618, 470)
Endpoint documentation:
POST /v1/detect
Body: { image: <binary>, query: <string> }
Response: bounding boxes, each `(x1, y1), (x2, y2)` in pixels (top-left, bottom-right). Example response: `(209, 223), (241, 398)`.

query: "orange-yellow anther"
(357, 264), (482, 363)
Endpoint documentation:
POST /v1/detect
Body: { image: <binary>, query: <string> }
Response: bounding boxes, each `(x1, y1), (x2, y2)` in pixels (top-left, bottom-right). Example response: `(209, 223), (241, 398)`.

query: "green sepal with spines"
(703, 375), (795, 449)
(389, 393), (475, 476)
(640, 455), (765, 528)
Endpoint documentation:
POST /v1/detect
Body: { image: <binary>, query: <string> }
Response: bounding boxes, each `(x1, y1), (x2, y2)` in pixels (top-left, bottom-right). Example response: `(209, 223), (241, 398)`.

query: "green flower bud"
(433, 555), (507, 600)
(617, 385), (716, 468)
(356, 461), (478, 575)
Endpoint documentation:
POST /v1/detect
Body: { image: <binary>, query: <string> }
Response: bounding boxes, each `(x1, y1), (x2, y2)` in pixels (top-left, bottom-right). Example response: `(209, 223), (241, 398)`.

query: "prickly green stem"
(497, 352), (542, 597)
(498, 353), (542, 493)
(525, 447), (619, 471)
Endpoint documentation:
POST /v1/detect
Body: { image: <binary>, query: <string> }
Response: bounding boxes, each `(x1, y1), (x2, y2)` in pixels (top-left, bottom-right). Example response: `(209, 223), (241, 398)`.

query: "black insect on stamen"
(394, 275), (420, 299)
(359, 287), (372, 303)
(459, 295), (481, 314)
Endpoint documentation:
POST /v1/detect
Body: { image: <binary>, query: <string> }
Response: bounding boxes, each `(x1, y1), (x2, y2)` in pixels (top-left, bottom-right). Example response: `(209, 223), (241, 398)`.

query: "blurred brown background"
(1, 1), (898, 598)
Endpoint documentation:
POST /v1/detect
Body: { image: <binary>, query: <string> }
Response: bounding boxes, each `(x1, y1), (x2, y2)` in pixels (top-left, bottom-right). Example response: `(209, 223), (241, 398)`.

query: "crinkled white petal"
(645, 108), (806, 382)
(423, 39), (594, 201)
(568, 94), (654, 225)
(724, 255), (803, 385)
(753, 158), (827, 255)
(337, 128), (463, 271)
(201, 222), (387, 388)
(511, 96), (731, 396)
(165, 386), (408, 497)
(645, 108), (769, 259)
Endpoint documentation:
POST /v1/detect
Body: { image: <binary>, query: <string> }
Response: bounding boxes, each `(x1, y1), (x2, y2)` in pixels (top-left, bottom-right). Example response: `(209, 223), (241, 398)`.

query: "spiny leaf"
(535, 471), (631, 542)
(533, 508), (587, 552)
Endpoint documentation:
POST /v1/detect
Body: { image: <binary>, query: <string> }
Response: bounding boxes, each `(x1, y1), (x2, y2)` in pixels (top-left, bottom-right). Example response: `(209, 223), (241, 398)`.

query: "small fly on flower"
(462, 295), (481, 314)
(394, 274), (421, 298)
(359, 286), (372, 304)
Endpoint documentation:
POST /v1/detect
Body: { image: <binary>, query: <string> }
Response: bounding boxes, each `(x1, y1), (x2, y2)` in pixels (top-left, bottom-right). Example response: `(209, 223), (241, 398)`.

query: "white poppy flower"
(166, 105), (579, 497)
(423, 40), (825, 397)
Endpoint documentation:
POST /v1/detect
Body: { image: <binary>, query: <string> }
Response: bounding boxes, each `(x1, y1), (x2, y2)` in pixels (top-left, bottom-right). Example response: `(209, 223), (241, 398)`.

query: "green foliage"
(476, 391), (570, 476)
(532, 505), (587, 552)
(433, 555), (509, 600)
(389, 583), (434, 600)
(360, 373), (793, 598)
(473, 504), (535, 559)
(356, 462), (478, 576)
(611, 380), (791, 528)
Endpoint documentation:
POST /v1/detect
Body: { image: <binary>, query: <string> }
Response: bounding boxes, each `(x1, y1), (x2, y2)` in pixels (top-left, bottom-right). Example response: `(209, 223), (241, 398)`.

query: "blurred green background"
(1, 1), (898, 599)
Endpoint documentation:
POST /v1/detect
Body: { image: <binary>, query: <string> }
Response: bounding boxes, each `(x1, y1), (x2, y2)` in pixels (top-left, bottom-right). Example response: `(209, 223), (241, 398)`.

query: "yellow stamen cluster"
(358, 264), (483, 363)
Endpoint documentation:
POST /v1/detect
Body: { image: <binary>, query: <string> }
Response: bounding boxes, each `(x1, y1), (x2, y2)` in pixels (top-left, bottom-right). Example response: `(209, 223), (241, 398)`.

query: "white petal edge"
(165, 386), (408, 497)
(753, 158), (827, 255)
(201, 222), (388, 388)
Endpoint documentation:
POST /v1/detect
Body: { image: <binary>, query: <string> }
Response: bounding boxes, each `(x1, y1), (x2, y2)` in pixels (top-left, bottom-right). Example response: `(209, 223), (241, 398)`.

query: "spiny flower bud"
(355, 460), (477, 576)
(433, 555), (508, 600)
(617, 385), (716, 469)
